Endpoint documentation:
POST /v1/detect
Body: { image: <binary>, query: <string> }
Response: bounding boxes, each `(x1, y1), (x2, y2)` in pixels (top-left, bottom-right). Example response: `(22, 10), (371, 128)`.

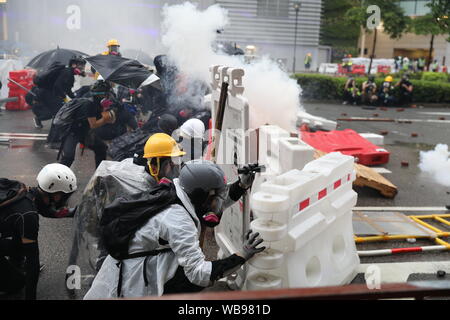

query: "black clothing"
(53, 67), (75, 99)
(398, 80), (413, 106)
(58, 98), (106, 168)
(0, 188), (62, 300)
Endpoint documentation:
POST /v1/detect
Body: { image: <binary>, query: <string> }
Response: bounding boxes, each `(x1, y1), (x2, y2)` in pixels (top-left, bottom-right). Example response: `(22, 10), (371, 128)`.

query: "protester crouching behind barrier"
(57, 81), (116, 168)
(0, 164), (77, 300)
(84, 160), (265, 299)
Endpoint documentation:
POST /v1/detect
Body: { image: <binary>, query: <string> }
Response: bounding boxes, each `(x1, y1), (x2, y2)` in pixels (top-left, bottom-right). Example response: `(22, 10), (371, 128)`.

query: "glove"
(239, 230), (265, 261)
(101, 110), (116, 124)
(239, 171), (255, 190)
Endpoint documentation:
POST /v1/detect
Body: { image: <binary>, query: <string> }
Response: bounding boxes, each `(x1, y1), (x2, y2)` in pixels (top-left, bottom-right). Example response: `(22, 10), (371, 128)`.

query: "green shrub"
(293, 73), (450, 103)
(421, 72), (449, 83)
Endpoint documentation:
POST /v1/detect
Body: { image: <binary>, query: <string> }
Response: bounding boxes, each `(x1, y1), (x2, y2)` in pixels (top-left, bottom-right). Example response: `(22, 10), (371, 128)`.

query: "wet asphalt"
(1, 101), (450, 299)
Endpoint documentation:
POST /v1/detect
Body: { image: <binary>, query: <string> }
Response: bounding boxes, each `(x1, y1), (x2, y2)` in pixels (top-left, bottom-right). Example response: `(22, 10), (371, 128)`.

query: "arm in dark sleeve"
(22, 242), (40, 300)
(210, 254), (245, 282)
(54, 70), (74, 99)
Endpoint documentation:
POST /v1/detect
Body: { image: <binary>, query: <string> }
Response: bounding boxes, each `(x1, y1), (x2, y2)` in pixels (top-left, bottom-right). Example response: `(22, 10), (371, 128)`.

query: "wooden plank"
(314, 150), (398, 198)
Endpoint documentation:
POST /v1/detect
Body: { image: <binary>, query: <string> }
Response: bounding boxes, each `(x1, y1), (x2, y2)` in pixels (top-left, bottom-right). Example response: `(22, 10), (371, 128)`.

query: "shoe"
(33, 117), (43, 129)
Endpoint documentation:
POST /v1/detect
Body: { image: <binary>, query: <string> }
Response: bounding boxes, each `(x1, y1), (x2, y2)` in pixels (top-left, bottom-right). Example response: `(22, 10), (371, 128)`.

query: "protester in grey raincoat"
(84, 161), (263, 299)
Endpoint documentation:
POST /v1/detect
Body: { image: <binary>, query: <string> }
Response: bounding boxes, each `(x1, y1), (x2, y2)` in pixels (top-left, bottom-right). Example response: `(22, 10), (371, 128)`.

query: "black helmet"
(179, 160), (227, 227)
(90, 80), (111, 95)
(368, 75), (375, 82)
(69, 55), (85, 66)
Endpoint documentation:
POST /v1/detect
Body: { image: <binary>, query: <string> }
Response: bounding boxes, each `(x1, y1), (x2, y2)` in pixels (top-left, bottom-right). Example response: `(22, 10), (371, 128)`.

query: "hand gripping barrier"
(245, 152), (360, 290)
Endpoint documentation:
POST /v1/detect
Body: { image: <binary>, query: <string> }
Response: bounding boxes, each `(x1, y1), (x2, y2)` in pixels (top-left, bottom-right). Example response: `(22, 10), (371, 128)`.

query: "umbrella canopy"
(122, 49), (154, 66)
(85, 54), (161, 90)
(26, 47), (88, 70)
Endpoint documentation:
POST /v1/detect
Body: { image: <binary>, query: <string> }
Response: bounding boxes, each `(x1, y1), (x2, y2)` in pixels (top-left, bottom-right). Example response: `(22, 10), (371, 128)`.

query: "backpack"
(99, 182), (179, 260)
(53, 98), (90, 140)
(0, 178), (28, 211)
(33, 62), (66, 90)
(107, 129), (150, 162)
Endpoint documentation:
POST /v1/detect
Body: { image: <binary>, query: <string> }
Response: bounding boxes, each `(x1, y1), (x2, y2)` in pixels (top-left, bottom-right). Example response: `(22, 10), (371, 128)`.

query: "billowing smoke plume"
(419, 144), (450, 187)
(161, 2), (303, 131)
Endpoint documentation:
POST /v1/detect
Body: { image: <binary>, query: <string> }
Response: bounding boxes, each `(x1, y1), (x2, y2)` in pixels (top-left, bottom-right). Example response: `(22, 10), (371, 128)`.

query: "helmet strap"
(149, 158), (161, 183)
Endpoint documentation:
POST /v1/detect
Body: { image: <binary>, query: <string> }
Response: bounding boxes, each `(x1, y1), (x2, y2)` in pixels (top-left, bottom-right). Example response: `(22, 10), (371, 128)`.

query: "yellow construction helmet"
(143, 133), (186, 159)
(385, 76), (393, 82)
(107, 39), (120, 47)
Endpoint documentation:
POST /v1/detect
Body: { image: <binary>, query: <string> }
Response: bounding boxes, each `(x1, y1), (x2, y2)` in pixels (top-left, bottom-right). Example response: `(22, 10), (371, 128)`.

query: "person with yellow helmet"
(92, 39), (123, 80)
(103, 39), (121, 56)
(378, 75), (396, 106)
(142, 133), (186, 184)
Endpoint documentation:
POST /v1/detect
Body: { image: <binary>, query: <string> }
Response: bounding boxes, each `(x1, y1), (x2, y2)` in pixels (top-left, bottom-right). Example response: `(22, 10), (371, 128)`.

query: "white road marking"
(354, 207), (448, 212)
(418, 112), (450, 116)
(372, 168), (392, 174)
(0, 132), (48, 137)
(0, 132), (47, 141)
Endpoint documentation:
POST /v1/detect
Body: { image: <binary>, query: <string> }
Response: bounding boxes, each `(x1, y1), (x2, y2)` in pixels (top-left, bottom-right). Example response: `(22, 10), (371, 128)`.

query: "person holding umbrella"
(31, 56), (86, 128)
(58, 81), (116, 168)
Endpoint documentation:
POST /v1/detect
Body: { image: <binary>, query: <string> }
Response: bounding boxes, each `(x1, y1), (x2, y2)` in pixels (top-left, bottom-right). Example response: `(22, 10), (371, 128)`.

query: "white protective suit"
(84, 178), (212, 299)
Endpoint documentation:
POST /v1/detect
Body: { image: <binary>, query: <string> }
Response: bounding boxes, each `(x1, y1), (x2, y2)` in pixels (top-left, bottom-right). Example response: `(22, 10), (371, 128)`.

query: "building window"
(399, 0), (431, 17)
(257, 0), (290, 18)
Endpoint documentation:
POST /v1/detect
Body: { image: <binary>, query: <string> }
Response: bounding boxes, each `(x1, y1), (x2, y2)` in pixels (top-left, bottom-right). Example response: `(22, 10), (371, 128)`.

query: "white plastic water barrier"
(296, 111), (337, 131)
(246, 152), (360, 290)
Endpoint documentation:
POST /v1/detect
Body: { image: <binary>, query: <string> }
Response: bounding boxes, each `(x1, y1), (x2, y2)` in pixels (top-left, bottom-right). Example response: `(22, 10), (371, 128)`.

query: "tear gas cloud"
(418, 144), (450, 187)
(161, 2), (303, 131)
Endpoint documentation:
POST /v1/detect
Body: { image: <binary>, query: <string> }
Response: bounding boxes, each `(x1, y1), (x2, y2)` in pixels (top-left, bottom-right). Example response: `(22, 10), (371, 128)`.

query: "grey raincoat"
(84, 178), (212, 299)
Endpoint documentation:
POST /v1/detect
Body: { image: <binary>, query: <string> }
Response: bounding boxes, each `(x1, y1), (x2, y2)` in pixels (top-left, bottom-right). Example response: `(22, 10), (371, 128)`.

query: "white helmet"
(180, 118), (205, 139)
(36, 163), (77, 194)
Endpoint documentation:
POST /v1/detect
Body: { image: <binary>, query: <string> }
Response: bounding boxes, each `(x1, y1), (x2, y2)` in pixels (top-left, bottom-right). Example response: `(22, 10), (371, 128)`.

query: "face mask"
(197, 189), (226, 228)
(34, 189), (72, 216)
(73, 68), (86, 77)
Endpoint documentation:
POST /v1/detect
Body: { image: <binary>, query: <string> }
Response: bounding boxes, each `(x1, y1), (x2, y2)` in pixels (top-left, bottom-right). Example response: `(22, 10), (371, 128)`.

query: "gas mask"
(73, 66), (86, 77)
(148, 158), (181, 183)
(196, 188), (227, 228)
(100, 98), (114, 111)
(34, 188), (73, 217)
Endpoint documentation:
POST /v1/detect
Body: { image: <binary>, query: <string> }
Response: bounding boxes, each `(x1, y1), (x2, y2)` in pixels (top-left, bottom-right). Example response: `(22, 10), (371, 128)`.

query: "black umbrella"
(26, 47), (88, 70)
(85, 54), (161, 90)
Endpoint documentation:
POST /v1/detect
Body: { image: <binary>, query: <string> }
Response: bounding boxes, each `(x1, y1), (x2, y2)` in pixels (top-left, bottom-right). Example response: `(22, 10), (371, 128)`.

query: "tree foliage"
(428, 0), (450, 40)
(320, 0), (360, 47)
(345, 0), (410, 39)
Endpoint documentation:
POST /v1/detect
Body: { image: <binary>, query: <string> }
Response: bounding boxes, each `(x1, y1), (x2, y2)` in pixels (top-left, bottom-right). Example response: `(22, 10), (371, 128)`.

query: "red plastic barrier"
(377, 65), (391, 74)
(351, 65), (366, 75)
(301, 129), (390, 166)
(6, 69), (37, 111)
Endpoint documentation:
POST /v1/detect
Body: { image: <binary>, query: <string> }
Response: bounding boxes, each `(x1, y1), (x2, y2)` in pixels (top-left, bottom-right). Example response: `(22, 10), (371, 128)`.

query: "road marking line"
(372, 168), (392, 174)
(0, 136), (47, 141)
(354, 207), (449, 211)
(0, 132), (48, 137)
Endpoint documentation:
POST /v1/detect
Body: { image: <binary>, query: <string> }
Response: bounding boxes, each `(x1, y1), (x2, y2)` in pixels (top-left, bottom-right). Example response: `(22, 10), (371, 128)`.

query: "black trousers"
(0, 255), (25, 295)
(59, 131), (108, 168)
(31, 103), (54, 121)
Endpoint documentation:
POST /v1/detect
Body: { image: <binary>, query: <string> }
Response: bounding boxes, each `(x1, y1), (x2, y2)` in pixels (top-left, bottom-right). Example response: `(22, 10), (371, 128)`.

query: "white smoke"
(419, 144), (450, 187)
(161, 2), (303, 131)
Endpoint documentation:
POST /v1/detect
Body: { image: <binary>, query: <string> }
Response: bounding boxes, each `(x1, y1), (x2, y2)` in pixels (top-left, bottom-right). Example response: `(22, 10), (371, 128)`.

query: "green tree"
(345, 0), (411, 74)
(428, 0), (450, 40)
(412, 14), (446, 69)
